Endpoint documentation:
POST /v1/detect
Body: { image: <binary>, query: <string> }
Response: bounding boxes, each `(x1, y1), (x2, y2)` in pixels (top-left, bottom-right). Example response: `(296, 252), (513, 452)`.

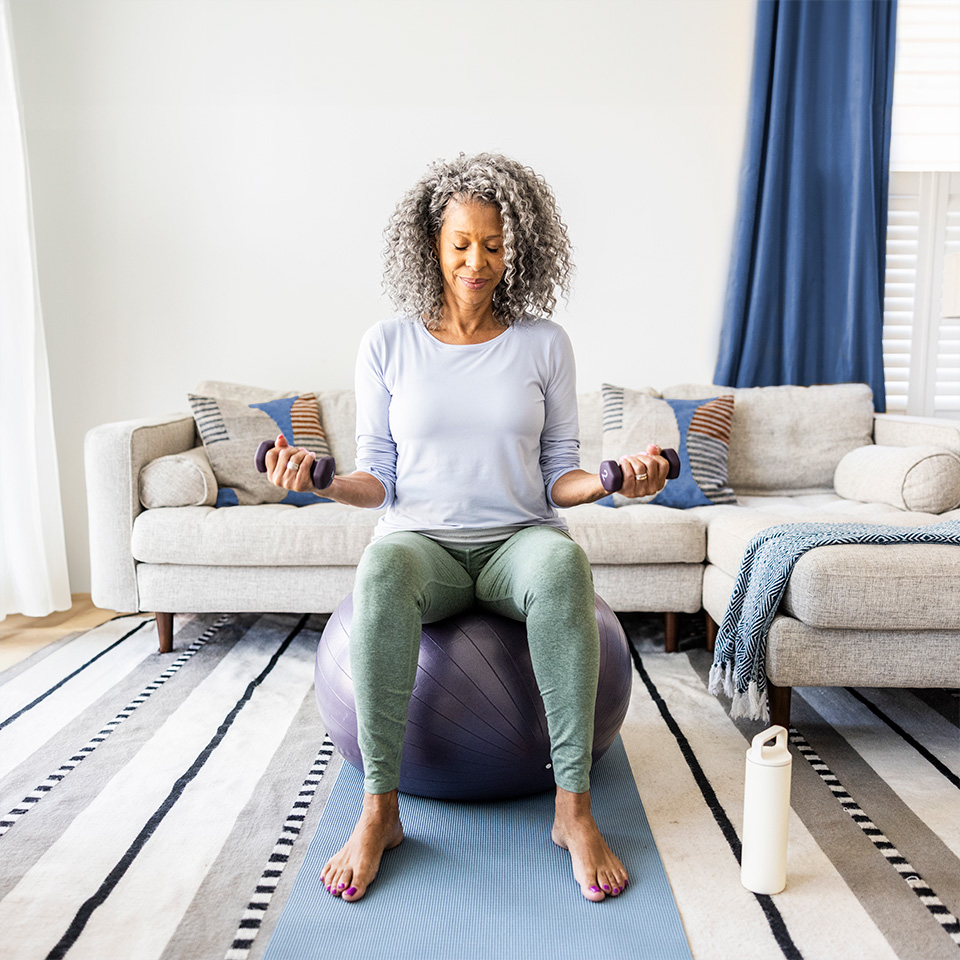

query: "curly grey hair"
(382, 152), (573, 327)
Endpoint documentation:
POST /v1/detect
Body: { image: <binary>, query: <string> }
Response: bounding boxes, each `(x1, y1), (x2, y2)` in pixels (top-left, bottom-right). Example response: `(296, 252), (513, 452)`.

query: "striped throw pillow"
(188, 391), (332, 507)
(600, 386), (736, 508)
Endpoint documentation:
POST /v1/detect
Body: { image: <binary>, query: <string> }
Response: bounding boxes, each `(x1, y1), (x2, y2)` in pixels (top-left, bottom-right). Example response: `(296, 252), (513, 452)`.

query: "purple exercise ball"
(314, 593), (633, 801)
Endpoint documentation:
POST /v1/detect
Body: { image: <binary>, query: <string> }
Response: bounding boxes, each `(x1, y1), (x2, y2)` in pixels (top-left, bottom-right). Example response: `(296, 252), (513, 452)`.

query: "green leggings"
(350, 525), (601, 795)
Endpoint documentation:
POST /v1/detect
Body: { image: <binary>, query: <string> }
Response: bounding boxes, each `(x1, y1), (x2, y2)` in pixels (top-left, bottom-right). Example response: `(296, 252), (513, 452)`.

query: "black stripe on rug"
(44, 613), (309, 960)
(627, 642), (803, 960)
(226, 736), (336, 960)
(0, 619), (151, 731)
(0, 615), (230, 838)
(843, 688), (960, 790)
(789, 728), (960, 945)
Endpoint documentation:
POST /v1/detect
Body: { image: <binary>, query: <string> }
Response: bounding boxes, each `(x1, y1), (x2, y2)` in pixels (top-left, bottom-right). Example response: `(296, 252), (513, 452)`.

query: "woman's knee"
(533, 533), (593, 595)
(354, 534), (429, 601)
(494, 528), (594, 610)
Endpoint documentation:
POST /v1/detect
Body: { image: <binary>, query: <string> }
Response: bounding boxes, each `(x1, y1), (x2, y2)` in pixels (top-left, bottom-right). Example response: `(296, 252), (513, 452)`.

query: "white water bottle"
(741, 725), (792, 894)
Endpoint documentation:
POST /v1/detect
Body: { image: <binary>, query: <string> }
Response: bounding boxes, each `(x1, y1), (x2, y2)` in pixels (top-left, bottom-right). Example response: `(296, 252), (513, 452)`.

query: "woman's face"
(435, 198), (506, 314)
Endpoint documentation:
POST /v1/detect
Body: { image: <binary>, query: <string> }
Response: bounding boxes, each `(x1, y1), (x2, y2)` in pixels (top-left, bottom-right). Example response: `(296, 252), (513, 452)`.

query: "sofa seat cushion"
(132, 503), (383, 566)
(560, 503), (705, 564)
(782, 543), (960, 629)
(699, 496), (949, 575)
(132, 502), (706, 569)
(702, 503), (960, 630)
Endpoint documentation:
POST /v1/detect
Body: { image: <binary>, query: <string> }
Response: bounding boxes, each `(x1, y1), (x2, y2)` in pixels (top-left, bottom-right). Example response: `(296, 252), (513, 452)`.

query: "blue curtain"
(714, 0), (897, 411)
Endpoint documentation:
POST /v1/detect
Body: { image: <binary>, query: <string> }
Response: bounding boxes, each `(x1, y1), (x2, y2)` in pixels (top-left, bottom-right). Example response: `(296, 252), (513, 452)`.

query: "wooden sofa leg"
(664, 612), (678, 653)
(705, 613), (718, 652)
(768, 681), (792, 729)
(156, 613), (174, 654)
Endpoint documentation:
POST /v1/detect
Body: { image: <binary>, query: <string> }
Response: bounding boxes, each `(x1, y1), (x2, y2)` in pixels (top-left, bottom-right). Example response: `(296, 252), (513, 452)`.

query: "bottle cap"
(746, 725), (791, 767)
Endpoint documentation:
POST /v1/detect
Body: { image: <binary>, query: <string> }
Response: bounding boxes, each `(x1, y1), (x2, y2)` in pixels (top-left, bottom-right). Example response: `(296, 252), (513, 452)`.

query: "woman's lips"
(459, 277), (488, 289)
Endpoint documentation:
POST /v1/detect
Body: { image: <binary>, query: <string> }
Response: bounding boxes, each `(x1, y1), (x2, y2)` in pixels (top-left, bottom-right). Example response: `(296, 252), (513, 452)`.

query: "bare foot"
(320, 789), (404, 901)
(552, 787), (628, 902)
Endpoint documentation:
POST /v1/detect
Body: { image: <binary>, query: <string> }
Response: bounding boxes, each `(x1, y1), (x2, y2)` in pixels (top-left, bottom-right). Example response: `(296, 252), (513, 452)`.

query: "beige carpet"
(0, 612), (957, 960)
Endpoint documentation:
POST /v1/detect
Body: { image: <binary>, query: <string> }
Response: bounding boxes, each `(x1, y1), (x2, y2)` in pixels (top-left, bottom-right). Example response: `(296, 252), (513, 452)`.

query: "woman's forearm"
(319, 471), (387, 509)
(551, 447), (670, 507)
(550, 469), (608, 508)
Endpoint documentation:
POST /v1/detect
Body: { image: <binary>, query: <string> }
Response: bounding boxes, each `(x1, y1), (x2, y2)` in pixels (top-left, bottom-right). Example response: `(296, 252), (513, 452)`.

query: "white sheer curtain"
(0, 0), (71, 619)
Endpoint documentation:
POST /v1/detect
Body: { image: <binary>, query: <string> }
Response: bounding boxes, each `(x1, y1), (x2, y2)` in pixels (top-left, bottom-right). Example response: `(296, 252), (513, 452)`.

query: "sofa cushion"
(131, 501), (705, 568)
(139, 447), (217, 508)
(782, 543), (960, 629)
(834, 444), (960, 514)
(132, 503), (382, 566)
(600, 386), (736, 508)
(702, 505), (960, 630)
(560, 503), (705, 564)
(700, 498), (948, 577)
(661, 383), (875, 495)
(188, 386), (332, 507)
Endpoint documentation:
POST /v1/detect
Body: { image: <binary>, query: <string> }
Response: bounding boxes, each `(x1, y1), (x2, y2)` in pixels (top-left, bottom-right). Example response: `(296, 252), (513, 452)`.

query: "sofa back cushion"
(316, 389), (359, 475)
(834, 445), (960, 513)
(661, 383), (875, 495)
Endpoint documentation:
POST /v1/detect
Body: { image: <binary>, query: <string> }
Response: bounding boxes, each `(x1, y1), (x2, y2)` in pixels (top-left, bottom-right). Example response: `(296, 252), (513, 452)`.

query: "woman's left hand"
(616, 444), (670, 499)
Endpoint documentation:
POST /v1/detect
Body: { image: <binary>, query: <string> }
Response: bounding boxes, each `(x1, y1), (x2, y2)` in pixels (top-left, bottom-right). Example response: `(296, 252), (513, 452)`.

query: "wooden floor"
(0, 595), (121, 671)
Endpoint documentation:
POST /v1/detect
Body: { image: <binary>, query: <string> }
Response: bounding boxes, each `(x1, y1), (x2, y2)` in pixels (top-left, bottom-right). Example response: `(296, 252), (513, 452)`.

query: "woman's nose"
(465, 244), (485, 270)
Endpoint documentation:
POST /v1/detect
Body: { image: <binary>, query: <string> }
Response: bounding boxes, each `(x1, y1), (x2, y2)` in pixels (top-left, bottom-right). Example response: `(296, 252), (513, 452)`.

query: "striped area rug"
(1, 611), (957, 960)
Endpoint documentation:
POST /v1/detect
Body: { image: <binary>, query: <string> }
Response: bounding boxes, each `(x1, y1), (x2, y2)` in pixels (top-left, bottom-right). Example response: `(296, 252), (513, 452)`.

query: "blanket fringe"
(729, 681), (769, 722)
(708, 661), (735, 699)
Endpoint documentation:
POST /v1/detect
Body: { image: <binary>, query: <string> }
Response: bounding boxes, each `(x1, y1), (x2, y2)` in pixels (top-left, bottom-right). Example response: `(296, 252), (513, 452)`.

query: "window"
(883, 172), (960, 415)
(881, 0), (960, 417)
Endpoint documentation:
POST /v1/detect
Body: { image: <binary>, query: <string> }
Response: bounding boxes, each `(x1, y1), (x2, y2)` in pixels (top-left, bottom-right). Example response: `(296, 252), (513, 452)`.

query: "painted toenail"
(345, 887), (357, 897)
(338, 883), (345, 890)
(589, 886), (600, 893)
(602, 884), (611, 891)
(613, 886), (621, 894)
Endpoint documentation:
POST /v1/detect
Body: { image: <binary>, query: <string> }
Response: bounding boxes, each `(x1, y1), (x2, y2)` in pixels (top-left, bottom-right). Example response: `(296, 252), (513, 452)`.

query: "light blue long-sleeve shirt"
(354, 316), (582, 542)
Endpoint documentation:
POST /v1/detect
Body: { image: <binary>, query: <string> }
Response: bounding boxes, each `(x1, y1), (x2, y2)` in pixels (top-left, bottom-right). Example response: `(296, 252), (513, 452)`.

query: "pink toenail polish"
(345, 887), (357, 897)
(602, 884), (611, 891)
(338, 883), (345, 890)
(589, 886), (600, 893)
(613, 886), (621, 894)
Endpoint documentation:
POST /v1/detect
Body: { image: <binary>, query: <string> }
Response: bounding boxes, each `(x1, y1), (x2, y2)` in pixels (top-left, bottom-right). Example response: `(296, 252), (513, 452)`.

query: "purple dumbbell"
(254, 440), (336, 490)
(599, 447), (681, 493)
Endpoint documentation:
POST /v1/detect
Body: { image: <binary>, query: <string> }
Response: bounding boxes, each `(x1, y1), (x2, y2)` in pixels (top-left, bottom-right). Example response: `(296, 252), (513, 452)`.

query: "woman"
(266, 153), (669, 903)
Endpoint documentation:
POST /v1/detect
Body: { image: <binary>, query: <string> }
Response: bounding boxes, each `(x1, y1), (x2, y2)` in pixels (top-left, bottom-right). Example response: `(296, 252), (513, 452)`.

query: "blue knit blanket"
(708, 519), (960, 721)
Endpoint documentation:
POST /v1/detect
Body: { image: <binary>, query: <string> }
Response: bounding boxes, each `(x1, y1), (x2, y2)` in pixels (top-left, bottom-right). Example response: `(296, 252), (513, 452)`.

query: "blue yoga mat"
(264, 737), (692, 960)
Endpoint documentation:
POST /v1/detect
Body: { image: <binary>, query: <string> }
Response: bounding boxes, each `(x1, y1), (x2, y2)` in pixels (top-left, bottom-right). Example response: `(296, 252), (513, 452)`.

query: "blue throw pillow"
(188, 391), (332, 506)
(598, 386), (737, 509)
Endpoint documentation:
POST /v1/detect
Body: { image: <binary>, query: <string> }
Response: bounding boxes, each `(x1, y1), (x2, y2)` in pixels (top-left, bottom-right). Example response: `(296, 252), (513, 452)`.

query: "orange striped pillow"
(188, 391), (331, 507)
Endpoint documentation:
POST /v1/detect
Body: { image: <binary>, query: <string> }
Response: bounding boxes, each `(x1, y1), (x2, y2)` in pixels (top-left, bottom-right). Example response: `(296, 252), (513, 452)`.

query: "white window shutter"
(883, 173), (920, 414)
(935, 173), (960, 414)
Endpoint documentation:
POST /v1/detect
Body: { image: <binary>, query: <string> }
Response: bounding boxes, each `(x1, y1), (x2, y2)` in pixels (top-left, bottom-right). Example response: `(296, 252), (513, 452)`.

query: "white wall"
(10, 0), (756, 595)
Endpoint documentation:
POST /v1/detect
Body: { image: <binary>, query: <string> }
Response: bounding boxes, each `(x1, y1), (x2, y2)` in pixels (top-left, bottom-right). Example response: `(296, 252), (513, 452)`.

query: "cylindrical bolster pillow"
(834, 444), (960, 514)
(139, 446), (218, 508)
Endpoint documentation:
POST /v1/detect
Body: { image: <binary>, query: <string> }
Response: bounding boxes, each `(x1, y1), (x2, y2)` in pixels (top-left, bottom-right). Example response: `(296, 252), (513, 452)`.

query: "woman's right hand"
(265, 434), (318, 492)
(264, 435), (389, 508)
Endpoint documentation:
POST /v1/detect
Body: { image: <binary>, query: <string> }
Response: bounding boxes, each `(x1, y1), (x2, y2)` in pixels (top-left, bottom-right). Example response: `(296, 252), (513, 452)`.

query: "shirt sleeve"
(353, 323), (397, 509)
(540, 325), (582, 508)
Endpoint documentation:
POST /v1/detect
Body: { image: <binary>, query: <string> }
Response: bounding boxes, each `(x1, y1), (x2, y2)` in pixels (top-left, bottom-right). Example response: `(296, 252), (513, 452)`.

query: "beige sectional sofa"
(85, 380), (960, 725)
